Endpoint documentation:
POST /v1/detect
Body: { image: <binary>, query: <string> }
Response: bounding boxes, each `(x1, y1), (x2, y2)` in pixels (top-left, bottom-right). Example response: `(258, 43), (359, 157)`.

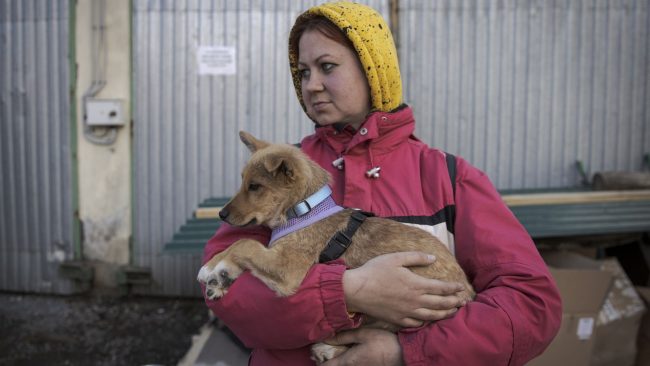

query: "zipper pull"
(365, 166), (381, 179)
(332, 157), (345, 170)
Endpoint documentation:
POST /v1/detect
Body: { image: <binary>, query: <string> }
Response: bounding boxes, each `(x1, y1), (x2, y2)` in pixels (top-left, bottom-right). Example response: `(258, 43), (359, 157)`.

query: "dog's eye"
(248, 183), (261, 191)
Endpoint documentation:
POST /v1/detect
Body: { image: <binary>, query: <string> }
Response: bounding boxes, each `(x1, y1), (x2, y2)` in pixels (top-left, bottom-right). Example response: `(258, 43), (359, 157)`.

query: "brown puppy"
(197, 131), (474, 362)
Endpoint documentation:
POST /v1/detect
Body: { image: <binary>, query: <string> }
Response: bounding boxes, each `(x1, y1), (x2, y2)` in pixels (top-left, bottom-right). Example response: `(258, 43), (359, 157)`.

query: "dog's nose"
(219, 208), (229, 220)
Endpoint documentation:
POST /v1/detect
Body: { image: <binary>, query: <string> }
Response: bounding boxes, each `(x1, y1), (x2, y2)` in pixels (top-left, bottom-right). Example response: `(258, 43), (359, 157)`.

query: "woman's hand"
(321, 328), (403, 366)
(343, 252), (466, 327)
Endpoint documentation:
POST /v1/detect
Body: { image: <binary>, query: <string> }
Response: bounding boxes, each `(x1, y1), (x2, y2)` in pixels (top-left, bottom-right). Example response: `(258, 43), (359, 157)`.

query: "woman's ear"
(239, 131), (270, 153)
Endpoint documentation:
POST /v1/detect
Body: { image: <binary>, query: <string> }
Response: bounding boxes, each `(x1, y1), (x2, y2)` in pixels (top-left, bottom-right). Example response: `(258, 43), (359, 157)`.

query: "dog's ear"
(263, 155), (294, 180)
(239, 131), (269, 153)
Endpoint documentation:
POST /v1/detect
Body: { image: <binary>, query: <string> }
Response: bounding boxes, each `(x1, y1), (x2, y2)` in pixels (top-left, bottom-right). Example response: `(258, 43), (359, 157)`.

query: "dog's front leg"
(233, 243), (314, 297)
(197, 242), (249, 300)
(197, 239), (313, 299)
(198, 239), (313, 299)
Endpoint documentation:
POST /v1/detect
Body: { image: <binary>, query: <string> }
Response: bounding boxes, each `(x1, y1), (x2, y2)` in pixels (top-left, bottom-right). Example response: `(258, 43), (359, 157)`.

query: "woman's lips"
(312, 101), (330, 112)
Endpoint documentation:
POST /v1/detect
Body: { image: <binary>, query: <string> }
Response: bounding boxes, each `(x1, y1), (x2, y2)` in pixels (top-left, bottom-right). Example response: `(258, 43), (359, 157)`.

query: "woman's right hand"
(342, 252), (467, 327)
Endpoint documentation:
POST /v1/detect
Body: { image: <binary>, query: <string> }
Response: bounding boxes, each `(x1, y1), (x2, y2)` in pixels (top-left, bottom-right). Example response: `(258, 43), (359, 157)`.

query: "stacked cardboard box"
(528, 251), (613, 366)
(590, 259), (646, 366)
(529, 251), (649, 366)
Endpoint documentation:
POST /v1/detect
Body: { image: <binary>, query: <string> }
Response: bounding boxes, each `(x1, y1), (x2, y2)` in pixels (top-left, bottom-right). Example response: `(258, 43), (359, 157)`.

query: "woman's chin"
(313, 115), (339, 126)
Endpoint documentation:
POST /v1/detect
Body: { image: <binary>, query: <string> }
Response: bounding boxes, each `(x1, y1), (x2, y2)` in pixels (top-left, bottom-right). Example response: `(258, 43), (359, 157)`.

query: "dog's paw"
(310, 343), (348, 364)
(197, 259), (243, 300)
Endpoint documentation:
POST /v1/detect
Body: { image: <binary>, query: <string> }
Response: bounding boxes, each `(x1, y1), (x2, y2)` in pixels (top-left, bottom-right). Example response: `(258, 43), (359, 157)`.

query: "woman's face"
(298, 29), (371, 129)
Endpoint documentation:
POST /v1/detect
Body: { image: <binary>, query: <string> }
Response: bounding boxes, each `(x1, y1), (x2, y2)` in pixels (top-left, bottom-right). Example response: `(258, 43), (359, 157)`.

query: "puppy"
(197, 131), (475, 363)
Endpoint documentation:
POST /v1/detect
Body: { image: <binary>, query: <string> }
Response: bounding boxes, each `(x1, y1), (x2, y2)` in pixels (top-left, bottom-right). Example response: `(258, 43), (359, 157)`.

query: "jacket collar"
(315, 105), (416, 155)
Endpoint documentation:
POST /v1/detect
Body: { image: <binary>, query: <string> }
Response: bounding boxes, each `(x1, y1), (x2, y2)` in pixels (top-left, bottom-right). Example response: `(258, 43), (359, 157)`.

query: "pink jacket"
(202, 106), (562, 365)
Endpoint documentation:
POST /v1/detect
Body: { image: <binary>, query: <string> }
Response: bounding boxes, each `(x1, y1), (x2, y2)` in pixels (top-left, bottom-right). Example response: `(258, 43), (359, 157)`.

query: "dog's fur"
(197, 131), (475, 362)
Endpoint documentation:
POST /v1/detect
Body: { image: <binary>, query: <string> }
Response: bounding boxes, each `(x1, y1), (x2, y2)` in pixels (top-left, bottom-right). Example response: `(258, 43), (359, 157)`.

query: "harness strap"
(319, 210), (374, 263)
(445, 152), (457, 234)
(445, 152), (457, 198)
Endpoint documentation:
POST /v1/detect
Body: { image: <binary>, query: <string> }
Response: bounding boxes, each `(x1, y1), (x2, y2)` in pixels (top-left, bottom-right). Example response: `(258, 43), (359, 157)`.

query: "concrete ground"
(0, 291), (248, 366)
(178, 320), (249, 366)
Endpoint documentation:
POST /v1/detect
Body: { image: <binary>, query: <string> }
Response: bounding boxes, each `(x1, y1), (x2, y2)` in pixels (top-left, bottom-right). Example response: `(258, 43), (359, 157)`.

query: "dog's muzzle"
(219, 208), (229, 220)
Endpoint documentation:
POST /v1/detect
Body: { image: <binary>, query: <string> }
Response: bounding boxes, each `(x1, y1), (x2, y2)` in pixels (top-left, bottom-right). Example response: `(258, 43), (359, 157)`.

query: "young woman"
(202, 3), (561, 365)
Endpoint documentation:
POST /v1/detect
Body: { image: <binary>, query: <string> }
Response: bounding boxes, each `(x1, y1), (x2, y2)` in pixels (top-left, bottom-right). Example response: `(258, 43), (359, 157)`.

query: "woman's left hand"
(321, 328), (404, 366)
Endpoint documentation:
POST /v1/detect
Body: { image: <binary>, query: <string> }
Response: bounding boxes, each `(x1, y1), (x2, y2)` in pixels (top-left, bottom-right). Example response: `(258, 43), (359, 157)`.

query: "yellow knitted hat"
(288, 2), (403, 114)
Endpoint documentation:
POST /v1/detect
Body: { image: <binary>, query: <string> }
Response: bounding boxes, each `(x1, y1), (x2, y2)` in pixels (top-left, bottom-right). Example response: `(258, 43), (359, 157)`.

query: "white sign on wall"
(197, 46), (236, 75)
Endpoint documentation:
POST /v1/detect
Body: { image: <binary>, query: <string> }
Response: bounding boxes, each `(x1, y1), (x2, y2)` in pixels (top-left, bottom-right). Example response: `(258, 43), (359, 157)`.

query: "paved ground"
(0, 291), (210, 366)
(178, 322), (249, 366)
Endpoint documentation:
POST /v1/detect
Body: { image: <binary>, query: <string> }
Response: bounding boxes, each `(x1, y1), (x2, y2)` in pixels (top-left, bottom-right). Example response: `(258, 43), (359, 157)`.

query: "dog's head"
(219, 131), (331, 228)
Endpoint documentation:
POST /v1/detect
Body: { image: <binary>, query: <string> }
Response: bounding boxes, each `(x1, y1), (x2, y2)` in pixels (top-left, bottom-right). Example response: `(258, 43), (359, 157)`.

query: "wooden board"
(195, 207), (223, 219)
(502, 190), (650, 207)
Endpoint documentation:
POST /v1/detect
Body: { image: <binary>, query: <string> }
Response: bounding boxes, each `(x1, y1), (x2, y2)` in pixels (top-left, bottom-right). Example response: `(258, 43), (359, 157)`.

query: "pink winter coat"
(202, 106), (562, 365)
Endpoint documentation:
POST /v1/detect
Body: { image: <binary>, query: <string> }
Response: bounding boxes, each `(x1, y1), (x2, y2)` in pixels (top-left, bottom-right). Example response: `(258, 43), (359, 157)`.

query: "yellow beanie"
(288, 2), (403, 114)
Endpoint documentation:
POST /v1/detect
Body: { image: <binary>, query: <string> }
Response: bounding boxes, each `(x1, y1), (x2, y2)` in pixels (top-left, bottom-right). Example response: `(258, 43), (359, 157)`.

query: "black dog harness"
(319, 210), (374, 263)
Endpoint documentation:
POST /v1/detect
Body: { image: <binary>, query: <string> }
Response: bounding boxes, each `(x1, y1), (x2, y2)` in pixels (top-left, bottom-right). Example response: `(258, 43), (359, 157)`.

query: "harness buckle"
(291, 200), (311, 218)
(331, 231), (352, 248)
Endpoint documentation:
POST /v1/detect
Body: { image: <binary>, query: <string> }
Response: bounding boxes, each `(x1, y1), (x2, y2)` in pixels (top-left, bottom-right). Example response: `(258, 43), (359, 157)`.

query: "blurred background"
(1, 0), (649, 365)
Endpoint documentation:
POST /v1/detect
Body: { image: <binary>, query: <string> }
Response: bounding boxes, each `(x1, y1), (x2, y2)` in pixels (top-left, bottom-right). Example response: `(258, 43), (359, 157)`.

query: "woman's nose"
(304, 72), (325, 92)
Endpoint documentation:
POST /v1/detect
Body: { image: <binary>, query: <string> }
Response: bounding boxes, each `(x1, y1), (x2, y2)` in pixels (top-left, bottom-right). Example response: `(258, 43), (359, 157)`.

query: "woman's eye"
(248, 183), (261, 191)
(299, 69), (310, 79)
(322, 63), (335, 72)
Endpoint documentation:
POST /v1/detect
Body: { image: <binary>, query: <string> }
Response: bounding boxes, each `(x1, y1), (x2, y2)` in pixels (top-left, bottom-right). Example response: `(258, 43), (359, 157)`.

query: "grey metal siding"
(0, 0), (76, 294)
(400, 0), (650, 189)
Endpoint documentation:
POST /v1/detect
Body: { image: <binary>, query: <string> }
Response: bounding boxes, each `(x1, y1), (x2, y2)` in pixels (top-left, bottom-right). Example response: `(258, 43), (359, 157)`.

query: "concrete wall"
(75, 0), (132, 287)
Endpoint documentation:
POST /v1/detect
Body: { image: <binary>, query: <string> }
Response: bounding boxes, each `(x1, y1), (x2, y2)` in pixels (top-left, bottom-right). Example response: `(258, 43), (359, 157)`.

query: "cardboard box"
(528, 251), (613, 366)
(636, 287), (650, 366)
(591, 259), (647, 366)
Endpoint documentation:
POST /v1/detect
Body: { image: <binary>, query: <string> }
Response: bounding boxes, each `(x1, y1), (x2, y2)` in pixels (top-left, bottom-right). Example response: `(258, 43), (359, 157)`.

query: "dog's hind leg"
(311, 343), (348, 364)
(198, 239), (314, 298)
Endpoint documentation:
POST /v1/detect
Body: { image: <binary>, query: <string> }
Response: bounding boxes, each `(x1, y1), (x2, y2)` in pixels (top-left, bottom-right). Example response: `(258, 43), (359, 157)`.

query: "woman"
(202, 2), (561, 365)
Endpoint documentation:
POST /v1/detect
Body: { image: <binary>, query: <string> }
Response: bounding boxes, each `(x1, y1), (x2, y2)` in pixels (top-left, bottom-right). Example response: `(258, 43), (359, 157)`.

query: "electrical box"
(86, 99), (124, 126)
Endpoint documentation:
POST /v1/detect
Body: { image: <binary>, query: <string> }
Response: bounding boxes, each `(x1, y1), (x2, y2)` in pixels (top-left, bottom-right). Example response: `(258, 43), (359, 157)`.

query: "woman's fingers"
(395, 307), (461, 327)
(410, 307), (459, 322)
(419, 279), (465, 295)
(396, 317), (426, 328)
(325, 329), (362, 346)
(418, 293), (466, 310)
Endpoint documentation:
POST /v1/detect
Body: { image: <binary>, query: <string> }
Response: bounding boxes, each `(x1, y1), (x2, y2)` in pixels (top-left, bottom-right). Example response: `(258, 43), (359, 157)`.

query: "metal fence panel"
(0, 0), (76, 294)
(400, 0), (650, 189)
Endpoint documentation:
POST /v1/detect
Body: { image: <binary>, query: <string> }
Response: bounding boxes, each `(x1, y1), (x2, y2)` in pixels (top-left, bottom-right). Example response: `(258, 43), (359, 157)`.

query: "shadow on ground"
(0, 291), (209, 366)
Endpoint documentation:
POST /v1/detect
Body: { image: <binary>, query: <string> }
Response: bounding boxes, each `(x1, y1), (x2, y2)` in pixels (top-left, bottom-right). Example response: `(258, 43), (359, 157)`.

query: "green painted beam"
(164, 194), (650, 254)
(511, 200), (650, 238)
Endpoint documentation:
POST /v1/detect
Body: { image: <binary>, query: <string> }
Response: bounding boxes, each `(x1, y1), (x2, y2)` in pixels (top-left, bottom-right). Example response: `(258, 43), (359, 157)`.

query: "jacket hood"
(288, 2), (403, 115)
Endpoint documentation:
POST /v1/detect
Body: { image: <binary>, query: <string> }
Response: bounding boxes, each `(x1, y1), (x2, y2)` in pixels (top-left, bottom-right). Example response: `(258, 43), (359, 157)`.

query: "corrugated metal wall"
(0, 0), (77, 294)
(132, 0), (649, 296)
(400, 0), (650, 189)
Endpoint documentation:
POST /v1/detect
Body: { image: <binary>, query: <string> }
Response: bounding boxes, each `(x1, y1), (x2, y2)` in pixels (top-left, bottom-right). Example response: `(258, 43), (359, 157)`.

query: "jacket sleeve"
(201, 223), (362, 350)
(398, 157), (562, 366)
